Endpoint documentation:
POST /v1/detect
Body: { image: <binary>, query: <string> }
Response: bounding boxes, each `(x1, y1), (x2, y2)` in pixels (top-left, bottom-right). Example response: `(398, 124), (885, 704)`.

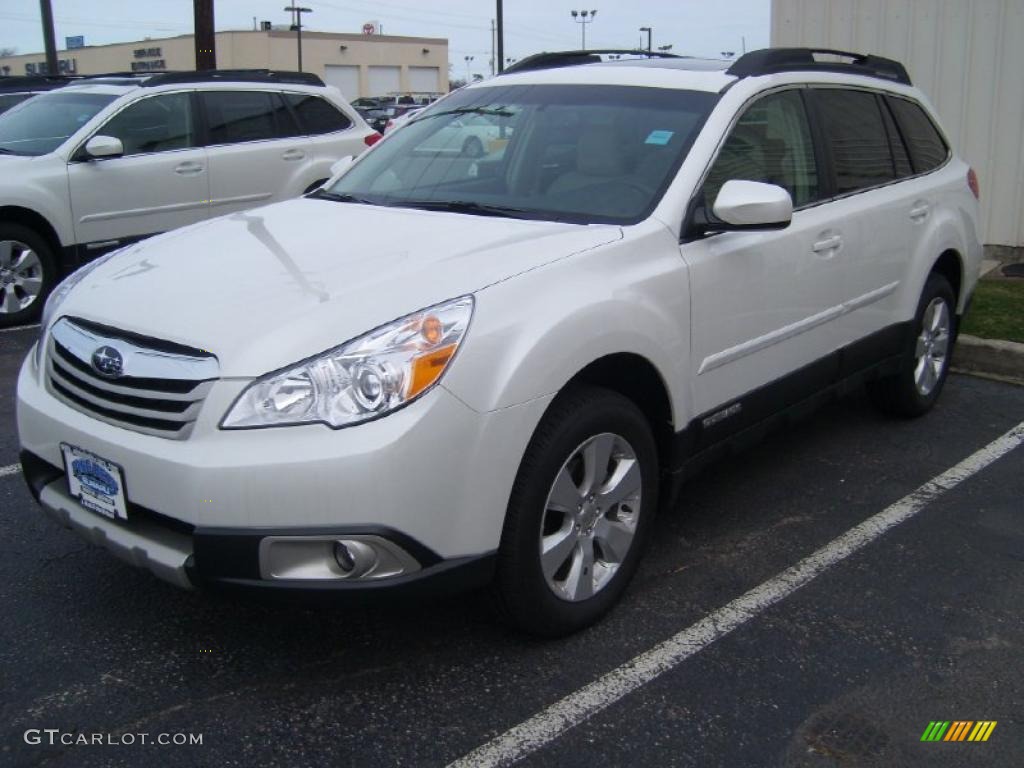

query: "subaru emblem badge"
(91, 345), (124, 378)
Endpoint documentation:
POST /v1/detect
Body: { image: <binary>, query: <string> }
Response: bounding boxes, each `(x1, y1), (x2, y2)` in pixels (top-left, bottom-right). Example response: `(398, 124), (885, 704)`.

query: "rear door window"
(202, 90), (294, 144)
(885, 97), (948, 174)
(284, 93), (352, 135)
(814, 89), (896, 194)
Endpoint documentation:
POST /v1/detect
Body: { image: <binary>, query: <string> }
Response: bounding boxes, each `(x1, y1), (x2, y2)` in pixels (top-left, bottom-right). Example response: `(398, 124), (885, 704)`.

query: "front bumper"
(17, 350), (551, 595)
(21, 449), (497, 597)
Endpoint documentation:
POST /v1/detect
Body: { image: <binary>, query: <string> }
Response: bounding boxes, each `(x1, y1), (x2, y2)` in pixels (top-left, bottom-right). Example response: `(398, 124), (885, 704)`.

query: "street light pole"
(570, 10), (597, 50)
(639, 26), (652, 52)
(283, 5), (312, 71)
(38, 0), (58, 74)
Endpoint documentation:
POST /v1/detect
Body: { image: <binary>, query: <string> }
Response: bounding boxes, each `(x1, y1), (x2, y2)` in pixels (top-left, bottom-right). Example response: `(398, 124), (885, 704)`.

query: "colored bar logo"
(920, 721), (997, 742)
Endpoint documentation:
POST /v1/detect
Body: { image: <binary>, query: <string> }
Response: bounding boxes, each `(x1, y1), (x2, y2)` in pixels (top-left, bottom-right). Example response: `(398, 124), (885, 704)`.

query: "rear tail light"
(967, 168), (979, 200)
(364, 132), (382, 147)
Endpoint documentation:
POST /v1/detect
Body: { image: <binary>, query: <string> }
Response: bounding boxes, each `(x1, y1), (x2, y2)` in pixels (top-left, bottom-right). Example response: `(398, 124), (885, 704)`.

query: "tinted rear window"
(815, 89), (896, 194)
(202, 91), (292, 144)
(285, 93), (351, 134)
(886, 97), (948, 174)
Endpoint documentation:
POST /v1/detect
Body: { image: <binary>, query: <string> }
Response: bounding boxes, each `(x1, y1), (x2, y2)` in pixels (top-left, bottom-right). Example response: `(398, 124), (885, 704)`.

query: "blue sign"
(66, 35), (85, 50)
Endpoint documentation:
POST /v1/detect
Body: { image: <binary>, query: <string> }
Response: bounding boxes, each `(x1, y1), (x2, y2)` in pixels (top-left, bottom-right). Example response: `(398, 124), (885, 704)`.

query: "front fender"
(444, 223), (691, 426)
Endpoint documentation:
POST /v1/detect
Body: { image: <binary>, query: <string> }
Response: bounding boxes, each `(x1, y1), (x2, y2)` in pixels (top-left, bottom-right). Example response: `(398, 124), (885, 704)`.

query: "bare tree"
(0, 47), (18, 57)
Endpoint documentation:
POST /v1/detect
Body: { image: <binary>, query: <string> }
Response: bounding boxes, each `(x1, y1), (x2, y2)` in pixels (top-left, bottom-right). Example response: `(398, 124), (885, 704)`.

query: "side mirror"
(329, 155), (355, 178)
(84, 135), (124, 159)
(711, 180), (792, 230)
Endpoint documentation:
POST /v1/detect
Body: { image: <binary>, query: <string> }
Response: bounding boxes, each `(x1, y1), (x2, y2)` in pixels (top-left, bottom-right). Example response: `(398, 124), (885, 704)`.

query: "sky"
(0, 0), (770, 79)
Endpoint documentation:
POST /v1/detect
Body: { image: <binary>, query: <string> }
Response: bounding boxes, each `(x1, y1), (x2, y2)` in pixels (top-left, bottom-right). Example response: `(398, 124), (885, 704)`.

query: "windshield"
(324, 84), (717, 224)
(0, 91), (117, 156)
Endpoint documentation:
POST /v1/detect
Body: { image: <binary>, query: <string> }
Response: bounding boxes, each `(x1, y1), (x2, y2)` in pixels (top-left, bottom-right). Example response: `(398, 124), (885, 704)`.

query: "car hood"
(56, 198), (622, 377)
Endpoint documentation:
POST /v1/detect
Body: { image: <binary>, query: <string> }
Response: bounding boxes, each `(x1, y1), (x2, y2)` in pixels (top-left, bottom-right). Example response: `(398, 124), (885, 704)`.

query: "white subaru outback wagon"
(0, 69), (378, 327)
(17, 49), (982, 635)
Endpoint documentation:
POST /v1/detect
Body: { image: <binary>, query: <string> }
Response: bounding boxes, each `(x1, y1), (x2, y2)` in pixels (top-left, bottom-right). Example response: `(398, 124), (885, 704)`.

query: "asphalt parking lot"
(1, 322), (1021, 768)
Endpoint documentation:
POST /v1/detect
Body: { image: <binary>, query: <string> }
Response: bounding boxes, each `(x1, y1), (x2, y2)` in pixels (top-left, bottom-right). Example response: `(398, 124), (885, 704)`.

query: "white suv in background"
(0, 69), (378, 326)
(17, 49), (982, 636)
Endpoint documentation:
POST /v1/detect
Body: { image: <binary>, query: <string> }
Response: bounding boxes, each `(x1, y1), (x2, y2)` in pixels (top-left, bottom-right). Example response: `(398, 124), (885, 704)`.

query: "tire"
(0, 223), (57, 328)
(491, 386), (659, 636)
(868, 272), (956, 418)
(462, 136), (484, 158)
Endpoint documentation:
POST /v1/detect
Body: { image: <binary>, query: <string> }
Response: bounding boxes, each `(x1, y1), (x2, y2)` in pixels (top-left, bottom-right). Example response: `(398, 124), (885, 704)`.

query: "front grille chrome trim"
(46, 318), (219, 440)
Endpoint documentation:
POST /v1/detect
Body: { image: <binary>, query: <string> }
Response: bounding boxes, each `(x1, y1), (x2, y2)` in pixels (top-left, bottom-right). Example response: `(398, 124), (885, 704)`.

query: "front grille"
(46, 318), (219, 439)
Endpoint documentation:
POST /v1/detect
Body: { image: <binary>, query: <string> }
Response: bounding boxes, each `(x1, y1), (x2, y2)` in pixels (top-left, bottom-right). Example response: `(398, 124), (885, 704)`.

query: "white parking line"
(449, 420), (1024, 768)
(0, 323), (40, 334)
(0, 463), (20, 479)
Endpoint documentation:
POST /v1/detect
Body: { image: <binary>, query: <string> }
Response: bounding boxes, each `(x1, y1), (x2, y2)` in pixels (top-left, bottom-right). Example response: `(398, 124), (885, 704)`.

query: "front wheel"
(868, 272), (956, 417)
(491, 387), (659, 636)
(0, 224), (57, 328)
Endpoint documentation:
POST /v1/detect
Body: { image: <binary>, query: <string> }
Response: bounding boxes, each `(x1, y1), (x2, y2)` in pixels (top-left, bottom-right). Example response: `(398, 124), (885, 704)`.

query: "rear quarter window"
(284, 93), (352, 135)
(885, 96), (948, 174)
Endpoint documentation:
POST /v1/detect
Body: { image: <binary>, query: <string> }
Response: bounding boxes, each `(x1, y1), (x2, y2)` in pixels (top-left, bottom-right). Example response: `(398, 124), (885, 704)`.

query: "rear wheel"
(492, 387), (658, 636)
(0, 224), (57, 328)
(868, 272), (956, 417)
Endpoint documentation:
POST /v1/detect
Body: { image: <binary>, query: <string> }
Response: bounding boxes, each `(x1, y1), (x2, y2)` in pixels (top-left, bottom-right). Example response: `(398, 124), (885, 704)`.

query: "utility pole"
(284, 5), (312, 71)
(490, 18), (496, 76)
(193, 0), (216, 70)
(38, 0), (58, 74)
(570, 10), (597, 50)
(639, 26), (652, 52)
(496, 0), (504, 73)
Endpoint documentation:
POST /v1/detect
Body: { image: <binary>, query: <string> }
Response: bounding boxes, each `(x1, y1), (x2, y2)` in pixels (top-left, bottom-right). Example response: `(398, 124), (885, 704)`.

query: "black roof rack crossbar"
(726, 48), (911, 85)
(503, 49), (683, 75)
(140, 69), (324, 87)
(0, 74), (76, 91)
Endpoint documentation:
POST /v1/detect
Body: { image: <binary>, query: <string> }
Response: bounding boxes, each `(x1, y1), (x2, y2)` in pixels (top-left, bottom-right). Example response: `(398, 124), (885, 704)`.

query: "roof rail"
(503, 49), (682, 75)
(140, 69), (324, 88)
(0, 74), (75, 91)
(726, 48), (911, 85)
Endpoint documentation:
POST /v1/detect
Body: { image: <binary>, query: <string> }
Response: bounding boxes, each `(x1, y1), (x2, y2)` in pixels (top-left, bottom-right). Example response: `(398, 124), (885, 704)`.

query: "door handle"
(174, 161), (204, 175)
(812, 235), (842, 253)
(282, 149), (306, 161)
(909, 203), (930, 221)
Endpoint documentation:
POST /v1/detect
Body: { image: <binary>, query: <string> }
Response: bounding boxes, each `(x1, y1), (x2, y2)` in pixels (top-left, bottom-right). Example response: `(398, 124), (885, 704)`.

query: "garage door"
(367, 65), (401, 97)
(408, 66), (440, 94)
(323, 65), (360, 99)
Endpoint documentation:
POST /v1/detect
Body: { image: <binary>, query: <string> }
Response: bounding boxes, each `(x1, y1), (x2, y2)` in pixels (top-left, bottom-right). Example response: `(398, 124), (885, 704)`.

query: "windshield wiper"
(426, 106), (515, 119)
(393, 199), (534, 219)
(308, 189), (378, 205)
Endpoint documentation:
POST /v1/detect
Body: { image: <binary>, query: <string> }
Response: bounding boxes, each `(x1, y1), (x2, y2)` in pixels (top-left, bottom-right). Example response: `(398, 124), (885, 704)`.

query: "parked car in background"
(0, 75), (74, 115)
(384, 107), (423, 134)
(359, 103), (422, 134)
(16, 48), (981, 636)
(0, 69), (380, 326)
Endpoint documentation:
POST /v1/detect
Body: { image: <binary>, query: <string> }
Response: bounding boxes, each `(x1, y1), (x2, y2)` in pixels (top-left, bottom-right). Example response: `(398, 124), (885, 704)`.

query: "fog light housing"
(259, 534), (421, 580)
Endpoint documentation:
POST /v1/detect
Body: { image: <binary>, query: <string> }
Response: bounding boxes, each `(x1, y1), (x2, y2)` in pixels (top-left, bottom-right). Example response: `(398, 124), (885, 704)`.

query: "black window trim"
(280, 90), (354, 137)
(683, 83), (955, 243)
(70, 88), (201, 163)
(197, 88), (302, 148)
(882, 92), (951, 176)
(803, 84), (952, 205)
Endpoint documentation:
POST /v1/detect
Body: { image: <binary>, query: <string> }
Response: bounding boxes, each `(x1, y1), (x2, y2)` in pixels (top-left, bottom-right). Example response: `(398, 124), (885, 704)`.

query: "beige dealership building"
(0, 29), (449, 100)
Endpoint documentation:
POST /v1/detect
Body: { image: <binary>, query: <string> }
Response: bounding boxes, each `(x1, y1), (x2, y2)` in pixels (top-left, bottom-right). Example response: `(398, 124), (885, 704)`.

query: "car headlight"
(221, 296), (473, 429)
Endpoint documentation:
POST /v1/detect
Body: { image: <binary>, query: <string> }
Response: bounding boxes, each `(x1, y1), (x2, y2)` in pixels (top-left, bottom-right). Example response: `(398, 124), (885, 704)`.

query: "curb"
(953, 334), (1024, 384)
